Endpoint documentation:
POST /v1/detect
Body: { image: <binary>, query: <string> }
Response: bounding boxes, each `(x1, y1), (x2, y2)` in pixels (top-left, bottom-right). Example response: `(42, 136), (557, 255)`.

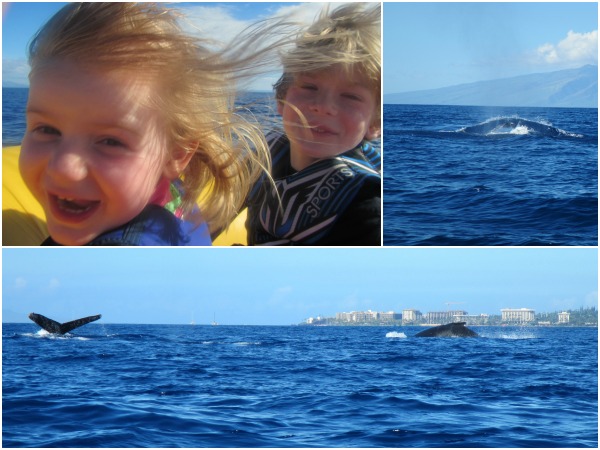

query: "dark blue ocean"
(3, 323), (598, 448)
(383, 104), (598, 246)
(2, 88), (29, 146)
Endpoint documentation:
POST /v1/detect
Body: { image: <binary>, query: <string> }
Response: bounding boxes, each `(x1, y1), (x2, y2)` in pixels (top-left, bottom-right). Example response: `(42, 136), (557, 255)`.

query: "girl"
(20, 2), (275, 246)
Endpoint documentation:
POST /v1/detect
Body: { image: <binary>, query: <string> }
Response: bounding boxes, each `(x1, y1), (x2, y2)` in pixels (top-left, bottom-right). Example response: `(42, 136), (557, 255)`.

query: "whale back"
(415, 322), (478, 338)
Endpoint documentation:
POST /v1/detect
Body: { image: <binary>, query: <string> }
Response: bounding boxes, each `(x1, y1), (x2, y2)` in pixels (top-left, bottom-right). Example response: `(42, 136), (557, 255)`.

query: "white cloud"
(269, 3), (328, 23)
(1, 3), (330, 89)
(181, 3), (325, 47)
(180, 5), (253, 46)
(179, 3), (328, 90)
(536, 30), (598, 66)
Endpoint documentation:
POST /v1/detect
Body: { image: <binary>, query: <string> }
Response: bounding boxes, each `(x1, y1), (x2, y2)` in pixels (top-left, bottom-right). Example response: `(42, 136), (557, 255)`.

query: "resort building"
(335, 310), (401, 323)
(402, 309), (423, 324)
(335, 311), (354, 322)
(305, 316), (328, 325)
(501, 308), (535, 323)
(354, 310), (378, 322)
(425, 310), (468, 324)
(379, 311), (400, 322)
(558, 311), (570, 324)
(453, 314), (490, 325)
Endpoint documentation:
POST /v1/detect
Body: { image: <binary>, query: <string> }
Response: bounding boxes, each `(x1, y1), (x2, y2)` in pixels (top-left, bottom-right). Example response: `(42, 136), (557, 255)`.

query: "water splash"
(479, 329), (539, 340)
(385, 331), (407, 339)
(24, 330), (90, 340)
(458, 116), (582, 138)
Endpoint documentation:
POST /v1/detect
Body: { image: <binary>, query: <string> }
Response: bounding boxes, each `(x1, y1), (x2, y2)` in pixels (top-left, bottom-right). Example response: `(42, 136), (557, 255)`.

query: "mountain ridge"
(384, 65), (598, 108)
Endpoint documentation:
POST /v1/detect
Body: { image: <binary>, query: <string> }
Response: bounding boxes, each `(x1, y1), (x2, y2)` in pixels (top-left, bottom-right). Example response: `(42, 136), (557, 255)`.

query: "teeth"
(56, 196), (95, 214)
(313, 126), (333, 134)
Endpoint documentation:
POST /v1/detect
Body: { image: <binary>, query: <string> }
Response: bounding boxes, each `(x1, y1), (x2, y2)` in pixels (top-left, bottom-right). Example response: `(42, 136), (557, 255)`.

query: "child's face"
(278, 65), (380, 171)
(20, 61), (179, 245)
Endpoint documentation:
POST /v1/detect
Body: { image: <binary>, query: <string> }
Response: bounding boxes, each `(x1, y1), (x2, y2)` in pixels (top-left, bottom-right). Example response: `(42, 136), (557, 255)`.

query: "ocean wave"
(3, 323), (597, 448)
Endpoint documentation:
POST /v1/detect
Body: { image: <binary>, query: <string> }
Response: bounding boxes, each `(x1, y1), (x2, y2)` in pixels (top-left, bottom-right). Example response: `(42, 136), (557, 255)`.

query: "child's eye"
(32, 125), (61, 136)
(98, 137), (125, 147)
(95, 137), (131, 156)
(300, 83), (318, 91)
(342, 93), (363, 101)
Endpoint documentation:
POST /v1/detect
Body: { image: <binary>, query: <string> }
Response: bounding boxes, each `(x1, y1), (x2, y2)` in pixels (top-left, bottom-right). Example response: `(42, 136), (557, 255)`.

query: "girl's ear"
(163, 145), (195, 180)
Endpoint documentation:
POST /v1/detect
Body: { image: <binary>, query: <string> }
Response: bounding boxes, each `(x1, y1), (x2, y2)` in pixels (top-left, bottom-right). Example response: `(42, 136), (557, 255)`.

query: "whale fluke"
(415, 322), (478, 338)
(28, 312), (101, 334)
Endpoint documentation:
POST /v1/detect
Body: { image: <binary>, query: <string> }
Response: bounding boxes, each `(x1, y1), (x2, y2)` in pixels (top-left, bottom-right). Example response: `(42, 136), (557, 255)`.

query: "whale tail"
(28, 312), (101, 334)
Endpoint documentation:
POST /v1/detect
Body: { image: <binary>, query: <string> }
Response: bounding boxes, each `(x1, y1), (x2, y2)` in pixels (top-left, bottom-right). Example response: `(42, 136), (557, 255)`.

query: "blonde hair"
(28, 2), (281, 234)
(274, 2), (381, 125)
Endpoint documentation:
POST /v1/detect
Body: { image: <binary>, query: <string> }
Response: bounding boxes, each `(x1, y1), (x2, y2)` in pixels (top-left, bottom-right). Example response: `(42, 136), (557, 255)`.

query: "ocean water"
(3, 323), (597, 448)
(2, 88), (28, 146)
(383, 104), (598, 246)
(1, 87), (279, 147)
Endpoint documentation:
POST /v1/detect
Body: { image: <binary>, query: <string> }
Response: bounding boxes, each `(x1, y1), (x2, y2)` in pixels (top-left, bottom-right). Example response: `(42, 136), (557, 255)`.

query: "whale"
(415, 322), (478, 338)
(28, 312), (101, 334)
(460, 118), (564, 137)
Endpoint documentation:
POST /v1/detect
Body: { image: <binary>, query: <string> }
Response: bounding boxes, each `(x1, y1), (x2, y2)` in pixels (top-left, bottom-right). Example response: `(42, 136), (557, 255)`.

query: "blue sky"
(3, 248), (597, 325)
(4, 2), (598, 93)
(384, 2), (598, 93)
(1, 2), (329, 88)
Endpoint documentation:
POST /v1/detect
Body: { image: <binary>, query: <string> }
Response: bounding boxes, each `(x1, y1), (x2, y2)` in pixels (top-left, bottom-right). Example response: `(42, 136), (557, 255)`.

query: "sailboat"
(211, 313), (218, 326)
(190, 311), (195, 326)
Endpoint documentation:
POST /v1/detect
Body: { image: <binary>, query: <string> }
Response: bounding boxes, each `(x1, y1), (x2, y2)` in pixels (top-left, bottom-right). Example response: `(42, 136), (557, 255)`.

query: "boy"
(246, 3), (381, 246)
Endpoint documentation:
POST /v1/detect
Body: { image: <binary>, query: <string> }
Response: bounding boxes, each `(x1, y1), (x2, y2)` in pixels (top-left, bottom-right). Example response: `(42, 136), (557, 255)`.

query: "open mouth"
(57, 197), (99, 214)
(311, 125), (337, 136)
(49, 194), (101, 221)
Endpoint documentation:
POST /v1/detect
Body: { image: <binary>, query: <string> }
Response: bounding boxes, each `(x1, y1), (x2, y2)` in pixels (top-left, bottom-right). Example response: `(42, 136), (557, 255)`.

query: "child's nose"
(47, 143), (88, 182)
(310, 91), (337, 115)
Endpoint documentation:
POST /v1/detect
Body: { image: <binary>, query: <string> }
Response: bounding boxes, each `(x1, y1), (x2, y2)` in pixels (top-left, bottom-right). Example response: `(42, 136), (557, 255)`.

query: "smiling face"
(277, 66), (380, 171)
(20, 61), (181, 245)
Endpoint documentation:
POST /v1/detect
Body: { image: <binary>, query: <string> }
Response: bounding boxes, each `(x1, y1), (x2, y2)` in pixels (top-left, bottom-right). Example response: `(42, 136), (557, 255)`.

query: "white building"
(379, 311), (397, 322)
(558, 311), (570, 324)
(402, 309), (422, 324)
(335, 310), (377, 322)
(453, 314), (489, 325)
(336, 311), (354, 322)
(336, 310), (400, 323)
(306, 316), (324, 324)
(425, 310), (468, 324)
(501, 308), (535, 323)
